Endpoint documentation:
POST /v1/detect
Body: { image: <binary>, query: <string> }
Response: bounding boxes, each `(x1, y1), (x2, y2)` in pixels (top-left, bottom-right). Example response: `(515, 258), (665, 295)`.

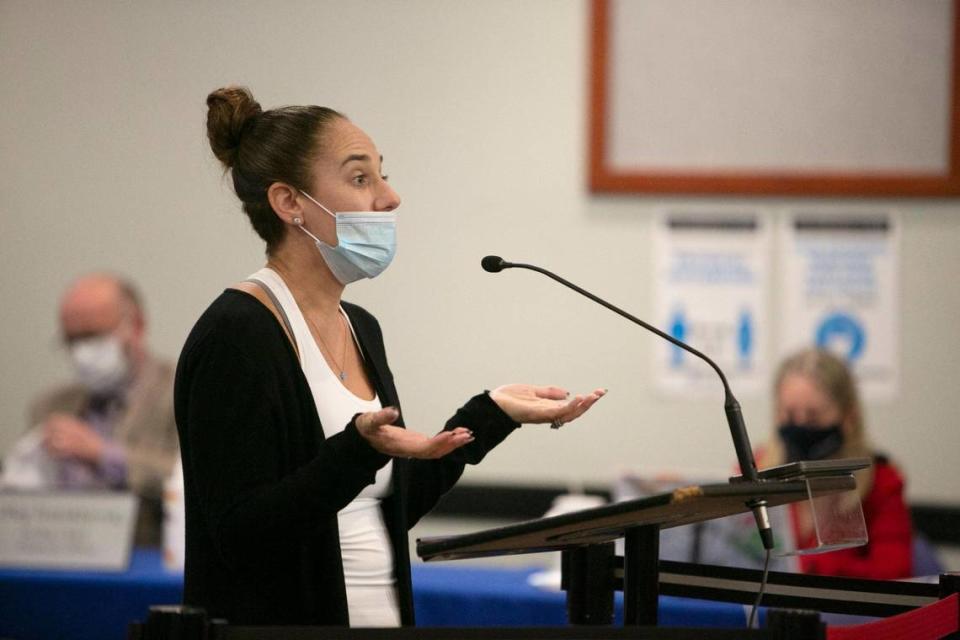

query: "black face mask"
(778, 423), (844, 462)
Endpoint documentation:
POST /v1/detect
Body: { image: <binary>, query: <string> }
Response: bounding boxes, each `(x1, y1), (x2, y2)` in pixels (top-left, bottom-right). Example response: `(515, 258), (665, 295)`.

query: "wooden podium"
(417, 471), (860, 627)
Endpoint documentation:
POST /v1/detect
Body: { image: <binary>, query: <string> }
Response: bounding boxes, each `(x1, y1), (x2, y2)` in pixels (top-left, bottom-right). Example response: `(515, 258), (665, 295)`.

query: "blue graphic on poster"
(737, 310), (753, 369)
(815, 312), (866, 361)
(669, 308), (686, 367)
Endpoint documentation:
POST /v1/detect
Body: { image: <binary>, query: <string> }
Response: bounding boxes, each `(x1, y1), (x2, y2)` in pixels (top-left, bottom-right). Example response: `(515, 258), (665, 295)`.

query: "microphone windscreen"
(481, 255), (505, 273)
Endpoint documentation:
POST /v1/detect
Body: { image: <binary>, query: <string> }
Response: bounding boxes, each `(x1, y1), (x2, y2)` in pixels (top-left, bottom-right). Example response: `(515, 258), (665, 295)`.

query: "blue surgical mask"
(297, 191), (397, 285)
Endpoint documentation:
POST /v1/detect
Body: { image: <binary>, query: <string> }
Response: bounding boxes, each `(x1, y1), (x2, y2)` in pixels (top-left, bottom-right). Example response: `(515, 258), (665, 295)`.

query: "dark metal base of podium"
(623, 525), (660, 625)
(560, 524), (661, 626)
(562, 542), (615, 625)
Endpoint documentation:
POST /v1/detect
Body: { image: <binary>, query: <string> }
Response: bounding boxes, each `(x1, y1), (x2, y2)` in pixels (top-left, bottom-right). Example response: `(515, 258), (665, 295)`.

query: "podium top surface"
(417, 476), (856, 562)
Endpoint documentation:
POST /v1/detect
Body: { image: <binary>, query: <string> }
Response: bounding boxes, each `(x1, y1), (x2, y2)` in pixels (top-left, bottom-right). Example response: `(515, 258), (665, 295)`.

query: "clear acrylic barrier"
(776, 476), (867, 557)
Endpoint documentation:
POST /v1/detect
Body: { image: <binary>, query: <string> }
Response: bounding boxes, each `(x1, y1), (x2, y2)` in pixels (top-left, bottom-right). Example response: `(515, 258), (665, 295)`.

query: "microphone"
(481, 255), (507, 273)
(481, 255), (774, 550)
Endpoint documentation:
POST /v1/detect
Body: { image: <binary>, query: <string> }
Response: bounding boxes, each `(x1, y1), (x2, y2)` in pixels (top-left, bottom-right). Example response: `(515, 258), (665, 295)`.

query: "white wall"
(2, 1), (958, 502)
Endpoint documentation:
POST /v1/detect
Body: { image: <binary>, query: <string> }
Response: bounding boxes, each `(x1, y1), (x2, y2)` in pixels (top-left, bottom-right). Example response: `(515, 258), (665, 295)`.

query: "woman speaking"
(174, 86), (605, 627)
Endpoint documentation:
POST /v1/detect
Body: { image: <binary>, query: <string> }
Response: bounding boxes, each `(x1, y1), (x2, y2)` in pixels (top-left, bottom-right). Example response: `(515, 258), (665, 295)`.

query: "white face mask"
(69, 334), (130, 394)
(297, 191), (398, 285)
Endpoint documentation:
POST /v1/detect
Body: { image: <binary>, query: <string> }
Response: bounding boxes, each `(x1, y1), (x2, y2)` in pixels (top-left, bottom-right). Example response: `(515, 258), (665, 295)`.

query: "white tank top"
(248, 268), (400, 627)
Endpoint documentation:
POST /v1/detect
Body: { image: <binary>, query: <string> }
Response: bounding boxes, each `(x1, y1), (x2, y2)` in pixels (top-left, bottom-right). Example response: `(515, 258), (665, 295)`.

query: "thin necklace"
(306, 309), (348, 381)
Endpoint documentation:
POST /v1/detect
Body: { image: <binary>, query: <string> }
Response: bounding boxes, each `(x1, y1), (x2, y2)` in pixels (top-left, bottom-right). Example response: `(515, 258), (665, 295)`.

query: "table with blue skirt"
(0, 549), (755, 640)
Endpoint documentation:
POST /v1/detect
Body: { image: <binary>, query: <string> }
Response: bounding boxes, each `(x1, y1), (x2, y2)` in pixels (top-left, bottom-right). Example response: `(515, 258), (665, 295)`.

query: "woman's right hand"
(355, 407), (474, 459)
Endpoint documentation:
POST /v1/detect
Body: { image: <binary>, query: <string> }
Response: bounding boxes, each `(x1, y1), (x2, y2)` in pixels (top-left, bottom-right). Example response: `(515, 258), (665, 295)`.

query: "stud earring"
(293, 217), (302, 225)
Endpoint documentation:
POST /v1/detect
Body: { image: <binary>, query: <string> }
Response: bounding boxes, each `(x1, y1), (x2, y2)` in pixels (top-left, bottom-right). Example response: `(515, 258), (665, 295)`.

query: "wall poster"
(653, 211), (771, 396)
(778, 212), (900, 399)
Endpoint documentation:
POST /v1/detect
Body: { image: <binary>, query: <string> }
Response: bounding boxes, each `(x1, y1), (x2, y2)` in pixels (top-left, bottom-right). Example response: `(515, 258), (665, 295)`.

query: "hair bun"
(206, 86), (263, 168)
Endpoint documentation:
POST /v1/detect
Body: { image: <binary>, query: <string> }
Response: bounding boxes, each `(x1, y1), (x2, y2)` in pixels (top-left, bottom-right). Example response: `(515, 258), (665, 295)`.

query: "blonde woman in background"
(760, 348), (913, 579)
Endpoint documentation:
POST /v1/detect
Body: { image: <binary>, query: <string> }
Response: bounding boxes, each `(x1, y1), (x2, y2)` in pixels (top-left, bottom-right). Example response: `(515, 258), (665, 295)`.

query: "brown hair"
(205, 86), (343, 252)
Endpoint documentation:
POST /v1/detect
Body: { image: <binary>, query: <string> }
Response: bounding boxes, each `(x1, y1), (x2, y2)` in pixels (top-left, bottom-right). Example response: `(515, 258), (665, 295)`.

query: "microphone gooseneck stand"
(480, 255), (774, 551)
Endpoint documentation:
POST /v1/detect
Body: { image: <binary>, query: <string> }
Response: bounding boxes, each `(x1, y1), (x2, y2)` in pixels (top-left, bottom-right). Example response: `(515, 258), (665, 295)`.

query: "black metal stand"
(562, 542), (615, 625)
(623, 525), (660, 626)
(765, 610), (825, 640)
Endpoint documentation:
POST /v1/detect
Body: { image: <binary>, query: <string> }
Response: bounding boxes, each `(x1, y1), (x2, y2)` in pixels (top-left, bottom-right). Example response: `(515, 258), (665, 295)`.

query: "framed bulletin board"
(589, 0), (960, 196)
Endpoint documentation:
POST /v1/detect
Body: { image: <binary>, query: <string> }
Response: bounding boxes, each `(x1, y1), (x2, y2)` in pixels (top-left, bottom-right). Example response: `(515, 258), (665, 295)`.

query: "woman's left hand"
(489, 384), (606, 427)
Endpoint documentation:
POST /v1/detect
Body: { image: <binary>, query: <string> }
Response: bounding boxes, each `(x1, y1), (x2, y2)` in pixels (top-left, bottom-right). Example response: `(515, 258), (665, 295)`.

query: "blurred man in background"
(3, 273), (178, 546)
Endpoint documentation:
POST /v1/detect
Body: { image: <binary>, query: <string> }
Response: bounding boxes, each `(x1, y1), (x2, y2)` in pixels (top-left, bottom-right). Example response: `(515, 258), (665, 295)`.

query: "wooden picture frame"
(588, 0), (960, 196)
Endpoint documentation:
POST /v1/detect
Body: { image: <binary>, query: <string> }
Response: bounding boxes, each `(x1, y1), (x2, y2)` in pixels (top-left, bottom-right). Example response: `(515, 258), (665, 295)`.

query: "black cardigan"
(174, 290), (518, 626)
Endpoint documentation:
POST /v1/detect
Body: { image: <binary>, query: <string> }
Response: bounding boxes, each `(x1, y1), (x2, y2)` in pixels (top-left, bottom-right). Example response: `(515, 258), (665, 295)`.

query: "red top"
(795, 458), (913, 579)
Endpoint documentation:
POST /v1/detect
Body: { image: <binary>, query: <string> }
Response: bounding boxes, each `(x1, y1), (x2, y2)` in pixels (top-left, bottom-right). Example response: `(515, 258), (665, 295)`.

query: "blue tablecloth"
(0, 550), (182, 640)
(0, 550), (751, 640)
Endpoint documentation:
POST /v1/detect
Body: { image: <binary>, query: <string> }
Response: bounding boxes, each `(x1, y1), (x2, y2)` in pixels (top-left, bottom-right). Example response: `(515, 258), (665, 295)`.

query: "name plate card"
(0, 491), (136, 570)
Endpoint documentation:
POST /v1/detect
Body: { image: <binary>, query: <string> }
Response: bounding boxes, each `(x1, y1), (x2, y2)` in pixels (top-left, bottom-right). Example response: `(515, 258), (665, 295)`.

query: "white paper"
(0, 427), (58, 490)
